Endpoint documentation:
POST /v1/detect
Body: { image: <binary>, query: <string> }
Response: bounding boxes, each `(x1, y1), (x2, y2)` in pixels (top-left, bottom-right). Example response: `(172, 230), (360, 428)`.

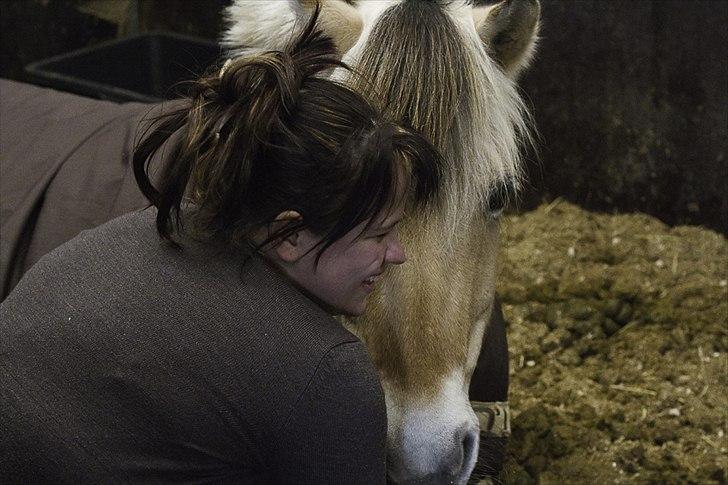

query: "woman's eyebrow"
(378, 219), (401, 231)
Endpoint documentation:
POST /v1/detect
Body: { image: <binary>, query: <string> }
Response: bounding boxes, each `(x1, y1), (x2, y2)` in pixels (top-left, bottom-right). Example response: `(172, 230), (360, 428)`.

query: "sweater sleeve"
(268, 341), (387, 485)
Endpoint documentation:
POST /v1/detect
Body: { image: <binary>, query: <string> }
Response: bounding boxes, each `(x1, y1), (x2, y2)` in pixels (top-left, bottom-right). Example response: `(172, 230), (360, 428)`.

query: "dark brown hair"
(133, 5), (441, 261)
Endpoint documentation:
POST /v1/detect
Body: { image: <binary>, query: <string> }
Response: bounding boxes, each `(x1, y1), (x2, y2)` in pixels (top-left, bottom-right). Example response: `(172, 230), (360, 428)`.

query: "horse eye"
(486, 183), (511, 219)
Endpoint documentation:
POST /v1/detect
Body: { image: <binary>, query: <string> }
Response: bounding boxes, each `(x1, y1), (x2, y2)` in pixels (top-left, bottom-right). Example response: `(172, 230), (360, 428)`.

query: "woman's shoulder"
(316, 340), (385, 401)
(231, 255), (367, 372)
(29, 208), (160, 270)
(3, 204), (368, 379)
(265, 339), (387, 481)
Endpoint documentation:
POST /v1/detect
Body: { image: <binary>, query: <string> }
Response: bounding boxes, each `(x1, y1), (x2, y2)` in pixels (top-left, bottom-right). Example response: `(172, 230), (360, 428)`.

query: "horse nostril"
(456, 426), (479, 480)
(463, 428), (477, 458)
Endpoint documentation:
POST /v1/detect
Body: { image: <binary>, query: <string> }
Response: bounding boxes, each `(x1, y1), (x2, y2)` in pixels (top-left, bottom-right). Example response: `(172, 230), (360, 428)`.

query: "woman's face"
(282, 203), (407, 316)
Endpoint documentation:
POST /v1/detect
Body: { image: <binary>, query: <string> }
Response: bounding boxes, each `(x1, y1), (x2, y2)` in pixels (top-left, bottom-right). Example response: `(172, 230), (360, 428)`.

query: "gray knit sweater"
(0, 209), (386, 484)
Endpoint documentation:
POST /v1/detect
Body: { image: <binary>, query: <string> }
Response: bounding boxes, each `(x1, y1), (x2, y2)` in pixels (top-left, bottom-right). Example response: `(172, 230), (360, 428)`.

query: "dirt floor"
(492, 200), (727, 484)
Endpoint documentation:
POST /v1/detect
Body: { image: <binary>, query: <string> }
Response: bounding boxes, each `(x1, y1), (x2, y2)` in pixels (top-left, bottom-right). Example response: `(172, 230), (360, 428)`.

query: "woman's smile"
(362, 272), (382, 292)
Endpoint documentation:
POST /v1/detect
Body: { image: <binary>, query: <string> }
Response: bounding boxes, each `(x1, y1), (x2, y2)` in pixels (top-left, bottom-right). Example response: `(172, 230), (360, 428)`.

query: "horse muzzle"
(386, 422), (479, 485)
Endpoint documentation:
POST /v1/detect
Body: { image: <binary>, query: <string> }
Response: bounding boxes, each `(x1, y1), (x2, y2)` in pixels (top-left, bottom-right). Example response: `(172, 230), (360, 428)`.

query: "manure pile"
(493, 201), (726, 484)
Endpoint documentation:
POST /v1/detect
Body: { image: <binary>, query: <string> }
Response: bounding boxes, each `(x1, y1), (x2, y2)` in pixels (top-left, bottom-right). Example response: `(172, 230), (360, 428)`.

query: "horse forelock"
(341, 0), (527, 401)
(347, 0), (533, 241)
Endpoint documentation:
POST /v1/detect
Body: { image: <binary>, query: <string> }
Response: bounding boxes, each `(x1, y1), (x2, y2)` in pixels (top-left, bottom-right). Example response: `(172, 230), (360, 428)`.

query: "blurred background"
(518, 0), (726, 237)
(1, 0), (726, 235)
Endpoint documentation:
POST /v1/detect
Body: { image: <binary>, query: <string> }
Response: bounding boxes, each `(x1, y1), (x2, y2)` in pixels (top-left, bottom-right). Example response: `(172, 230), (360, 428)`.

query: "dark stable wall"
(517, 0), (727, 235)
(0, 0), (227, 82)
(2, 0), (727, 234)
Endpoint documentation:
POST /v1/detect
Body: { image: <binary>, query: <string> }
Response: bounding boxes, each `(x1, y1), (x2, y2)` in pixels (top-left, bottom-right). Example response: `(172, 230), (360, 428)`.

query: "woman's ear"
(274, 232), (301, 263)
(271, 211), (307, 263)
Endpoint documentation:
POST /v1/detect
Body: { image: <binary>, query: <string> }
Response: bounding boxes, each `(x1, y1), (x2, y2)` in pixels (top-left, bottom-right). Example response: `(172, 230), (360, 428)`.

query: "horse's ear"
(473, 0), (540, 79)
(222, 0), (362, 57)
(300, 0), (363, 54)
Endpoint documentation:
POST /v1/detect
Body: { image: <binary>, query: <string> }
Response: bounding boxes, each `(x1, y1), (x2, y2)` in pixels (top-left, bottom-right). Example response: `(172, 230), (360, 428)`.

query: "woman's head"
(134, 5), (441, 314)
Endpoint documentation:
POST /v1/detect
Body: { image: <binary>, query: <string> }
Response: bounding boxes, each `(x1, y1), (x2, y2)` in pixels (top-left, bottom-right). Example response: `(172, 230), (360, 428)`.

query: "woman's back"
(0, 6), (444, 483)
(0, 209), (386, 483)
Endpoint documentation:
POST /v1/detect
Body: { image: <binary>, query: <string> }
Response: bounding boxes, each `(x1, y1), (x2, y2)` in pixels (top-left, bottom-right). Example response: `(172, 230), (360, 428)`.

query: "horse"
(223, 1), (539, 483)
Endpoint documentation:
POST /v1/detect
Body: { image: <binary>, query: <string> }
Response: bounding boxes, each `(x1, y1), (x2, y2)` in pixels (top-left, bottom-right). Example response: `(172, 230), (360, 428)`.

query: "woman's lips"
(362, 273), (381, 292)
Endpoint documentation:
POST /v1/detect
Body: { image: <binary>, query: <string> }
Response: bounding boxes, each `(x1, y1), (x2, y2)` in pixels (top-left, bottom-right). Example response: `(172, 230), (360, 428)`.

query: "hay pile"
(496, 201), (726, 484)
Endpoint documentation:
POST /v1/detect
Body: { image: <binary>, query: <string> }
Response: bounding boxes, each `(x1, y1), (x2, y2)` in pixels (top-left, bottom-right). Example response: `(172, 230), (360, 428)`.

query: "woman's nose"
(385, 234), (406, 265)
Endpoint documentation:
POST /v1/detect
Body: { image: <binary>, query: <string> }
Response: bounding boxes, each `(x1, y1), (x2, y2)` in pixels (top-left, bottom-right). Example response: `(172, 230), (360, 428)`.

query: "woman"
(0, 10), (440, 484)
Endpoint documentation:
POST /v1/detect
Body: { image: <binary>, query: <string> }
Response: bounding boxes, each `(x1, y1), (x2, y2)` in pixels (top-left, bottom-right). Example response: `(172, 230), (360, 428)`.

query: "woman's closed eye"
(370, 230), (390, 241)
(368, 219), (401, 241)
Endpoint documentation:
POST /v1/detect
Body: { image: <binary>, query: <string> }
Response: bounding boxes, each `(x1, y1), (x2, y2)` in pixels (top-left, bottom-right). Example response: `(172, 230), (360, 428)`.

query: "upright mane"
(345, 0), (533, 238)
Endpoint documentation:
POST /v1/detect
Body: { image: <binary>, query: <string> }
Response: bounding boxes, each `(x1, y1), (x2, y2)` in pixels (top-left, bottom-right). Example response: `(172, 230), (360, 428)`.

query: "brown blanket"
(0, 79), (167, 299)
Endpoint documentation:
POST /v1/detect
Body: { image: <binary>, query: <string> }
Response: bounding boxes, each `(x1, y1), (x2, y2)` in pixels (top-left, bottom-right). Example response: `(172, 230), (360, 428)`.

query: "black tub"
(25, 32), (221, 103)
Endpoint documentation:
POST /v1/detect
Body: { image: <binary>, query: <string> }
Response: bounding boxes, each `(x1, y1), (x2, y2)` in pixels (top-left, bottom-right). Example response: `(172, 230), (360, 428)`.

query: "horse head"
(223, 1), (540, 483)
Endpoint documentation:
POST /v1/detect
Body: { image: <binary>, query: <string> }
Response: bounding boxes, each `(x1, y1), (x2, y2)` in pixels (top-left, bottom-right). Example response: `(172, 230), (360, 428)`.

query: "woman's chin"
(337, 297), (369, 317)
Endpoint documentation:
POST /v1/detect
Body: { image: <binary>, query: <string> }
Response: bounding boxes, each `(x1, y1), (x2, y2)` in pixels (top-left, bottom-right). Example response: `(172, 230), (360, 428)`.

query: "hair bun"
(133, 2), (442, 254)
